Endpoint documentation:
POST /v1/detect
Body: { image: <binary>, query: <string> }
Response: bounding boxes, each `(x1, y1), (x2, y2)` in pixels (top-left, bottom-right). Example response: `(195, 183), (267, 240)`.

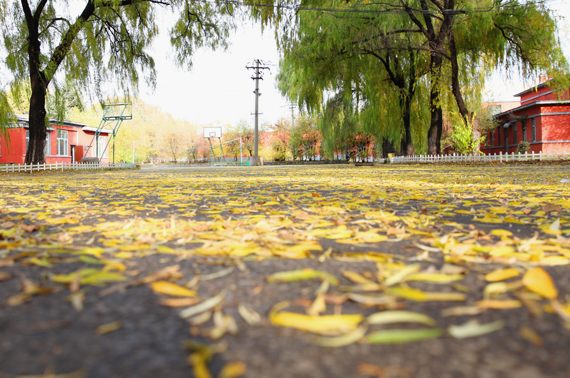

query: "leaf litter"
(1, 164), (570, 376)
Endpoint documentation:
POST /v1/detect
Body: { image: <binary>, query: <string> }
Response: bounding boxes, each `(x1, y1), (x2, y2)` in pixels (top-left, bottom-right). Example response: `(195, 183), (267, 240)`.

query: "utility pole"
(290, 103), (295, 130)
(246, 59), (270, 166)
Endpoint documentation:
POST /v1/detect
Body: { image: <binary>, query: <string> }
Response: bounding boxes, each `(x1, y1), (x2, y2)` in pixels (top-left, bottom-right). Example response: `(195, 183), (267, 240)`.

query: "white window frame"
(57, 129), (68, 156)
(45, 131), (51, 156)
(97, 135), (107, 158)
(24, 129), (52, 156)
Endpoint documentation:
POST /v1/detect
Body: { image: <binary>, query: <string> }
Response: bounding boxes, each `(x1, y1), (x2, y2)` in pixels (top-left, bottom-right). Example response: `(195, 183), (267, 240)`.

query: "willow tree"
(0, 0), (235, 164)
(275, 3), (433, 156)
(266, 0), (567, 154)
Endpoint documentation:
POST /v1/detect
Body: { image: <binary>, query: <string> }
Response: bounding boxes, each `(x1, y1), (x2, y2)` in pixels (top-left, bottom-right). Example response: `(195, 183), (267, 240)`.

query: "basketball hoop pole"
(219, 138), (224, 166)
(207, 137), (215, 167)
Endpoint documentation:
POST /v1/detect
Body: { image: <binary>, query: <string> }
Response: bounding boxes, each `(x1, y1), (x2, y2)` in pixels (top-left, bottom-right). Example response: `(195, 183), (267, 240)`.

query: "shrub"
(347, 132), (374, 162)
(272, 141), (287, 161)
(516, 141), (530, 154)
(443, 117), (484, 155)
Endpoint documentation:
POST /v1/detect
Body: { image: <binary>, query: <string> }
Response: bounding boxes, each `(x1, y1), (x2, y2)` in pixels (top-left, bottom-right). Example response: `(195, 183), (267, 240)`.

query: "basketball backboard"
(203, 127), (222, 138)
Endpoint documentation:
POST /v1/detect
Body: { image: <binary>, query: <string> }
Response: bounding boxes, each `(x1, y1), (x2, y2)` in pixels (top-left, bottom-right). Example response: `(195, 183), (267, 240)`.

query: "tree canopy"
(271, 0), (568, 155)
(0, 0), (237, 164)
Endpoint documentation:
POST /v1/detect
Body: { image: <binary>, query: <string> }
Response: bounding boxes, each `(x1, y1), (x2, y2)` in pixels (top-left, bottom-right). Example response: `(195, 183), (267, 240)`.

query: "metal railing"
(390, 151), (569, 164)
(0, 161), (136, 173)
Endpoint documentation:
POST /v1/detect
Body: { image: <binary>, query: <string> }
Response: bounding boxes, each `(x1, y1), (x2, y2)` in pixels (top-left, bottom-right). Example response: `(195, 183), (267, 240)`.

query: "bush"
(272, 141), (287, 161)
(347, 132), (374, 162)
(443, 117), (484, 155)
(516, 141), (530, 154)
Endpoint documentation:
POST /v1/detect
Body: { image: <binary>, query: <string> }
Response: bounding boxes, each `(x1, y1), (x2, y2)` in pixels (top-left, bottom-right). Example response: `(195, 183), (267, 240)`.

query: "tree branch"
(34, 0), (49, 22)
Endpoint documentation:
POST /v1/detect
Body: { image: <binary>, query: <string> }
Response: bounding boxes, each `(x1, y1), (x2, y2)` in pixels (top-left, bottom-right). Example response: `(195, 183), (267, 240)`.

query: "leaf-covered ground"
(1, 164), (570, 378)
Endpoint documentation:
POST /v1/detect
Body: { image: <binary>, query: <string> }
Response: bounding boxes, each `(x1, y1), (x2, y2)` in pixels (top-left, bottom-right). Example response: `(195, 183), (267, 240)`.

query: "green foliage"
(443, 115), (485, 155)
(289, 114), (320, 161)
(347, 132), (374, 163)
(271, 0), (567, 156)
(516, 141), (531, 154)
(0, 0), (238, 163)
(271, 140), (287, 161)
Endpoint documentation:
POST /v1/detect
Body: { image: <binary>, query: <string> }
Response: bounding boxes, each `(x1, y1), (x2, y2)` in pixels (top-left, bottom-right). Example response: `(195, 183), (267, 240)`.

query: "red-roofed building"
(0, 115), (112, 164)
(481, 78), (570, 154)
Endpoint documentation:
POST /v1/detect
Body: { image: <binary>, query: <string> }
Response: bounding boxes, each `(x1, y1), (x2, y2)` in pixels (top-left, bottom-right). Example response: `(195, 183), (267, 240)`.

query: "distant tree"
(0, 0), (235, 164)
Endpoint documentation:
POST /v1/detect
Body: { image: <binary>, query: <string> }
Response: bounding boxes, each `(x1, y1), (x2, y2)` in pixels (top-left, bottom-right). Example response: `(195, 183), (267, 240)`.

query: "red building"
(481, 78), (570, 154)
(0, 115), (113, 164)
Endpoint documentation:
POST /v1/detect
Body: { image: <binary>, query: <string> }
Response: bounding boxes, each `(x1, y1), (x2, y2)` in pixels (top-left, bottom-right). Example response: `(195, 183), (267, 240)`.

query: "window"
(522, 121), (527, 142)
(26, 130), (52, 155)
(531, 118), (536, 142)
(57, 129), (68, 156)
(45, 132), (51, 156)
(97, 136), (106, 158)
(498, 126), (502, 146)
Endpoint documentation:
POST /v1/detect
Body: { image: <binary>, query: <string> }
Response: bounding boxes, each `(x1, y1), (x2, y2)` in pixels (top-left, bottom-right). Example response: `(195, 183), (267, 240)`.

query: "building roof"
(82, 126), (113, 134)
(513, 79), (553, 97)
(494, 100), (570, 119)
(16, 114), (88, 128)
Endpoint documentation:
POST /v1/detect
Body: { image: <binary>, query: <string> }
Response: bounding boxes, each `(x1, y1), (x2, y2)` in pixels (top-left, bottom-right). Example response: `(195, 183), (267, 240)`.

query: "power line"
(216, 0), (528, 16)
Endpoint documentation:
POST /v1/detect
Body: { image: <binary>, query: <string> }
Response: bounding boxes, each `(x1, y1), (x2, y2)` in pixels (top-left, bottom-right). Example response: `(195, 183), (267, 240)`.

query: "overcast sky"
(139, 2), (570, 130)
(139, 19), (289, 132)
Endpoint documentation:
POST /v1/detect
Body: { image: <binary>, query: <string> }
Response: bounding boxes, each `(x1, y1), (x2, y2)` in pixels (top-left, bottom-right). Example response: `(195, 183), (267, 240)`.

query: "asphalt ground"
(1, 164), (570, 378)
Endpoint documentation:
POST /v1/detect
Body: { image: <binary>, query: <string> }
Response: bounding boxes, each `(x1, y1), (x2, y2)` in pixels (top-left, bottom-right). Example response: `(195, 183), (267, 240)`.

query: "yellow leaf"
(476, 299), (522, 309)
(367, 311), (435, 326)
(405, 273), (464, 284)
(271, 311), (363, 334)
(115, 252), (133, 259)
(269, 301), (362, 334)
(97, 321), (121, 335)
(384, 264), (421, 287)
(485, 268), (520, 282)
(151, 281), (196, 297)
(189, 352), (213, 378)
(489, 229), (513, 237)
(119, 244), (151, 251)
(342, 271), (377, 285)
(488, 246), (516, 257)
(519, 326), (543, 347)
(313, 325), (368, 347)
(218, 362), (246, 378)
(267, 269), (339, 285)
(389, 286), (466, 302)
(523, 267), (558, 299)
(540, 256), (569, 265)
(308, 293), (326, 316)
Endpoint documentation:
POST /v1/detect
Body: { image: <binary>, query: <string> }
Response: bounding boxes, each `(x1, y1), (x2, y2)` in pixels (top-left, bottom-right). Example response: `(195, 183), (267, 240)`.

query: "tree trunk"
(427, 55), (443, 155)
(26, 87), (48, 164)
(449, 33), (473, 126)
(400, 95), (415, 156)
(26, 29), (48, 165)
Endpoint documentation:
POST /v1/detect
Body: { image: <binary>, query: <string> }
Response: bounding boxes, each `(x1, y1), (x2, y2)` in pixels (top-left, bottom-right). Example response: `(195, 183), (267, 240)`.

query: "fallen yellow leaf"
(523, 267), (558, 299)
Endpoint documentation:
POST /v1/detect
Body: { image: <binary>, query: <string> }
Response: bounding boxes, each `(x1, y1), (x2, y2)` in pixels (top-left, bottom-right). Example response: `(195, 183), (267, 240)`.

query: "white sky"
(139, 18), (290, 131)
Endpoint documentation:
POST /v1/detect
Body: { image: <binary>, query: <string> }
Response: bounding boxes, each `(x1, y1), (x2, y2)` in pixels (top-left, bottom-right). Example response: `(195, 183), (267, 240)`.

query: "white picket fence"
(1, 161), (136, 173)
(390, 151), (569, 164)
